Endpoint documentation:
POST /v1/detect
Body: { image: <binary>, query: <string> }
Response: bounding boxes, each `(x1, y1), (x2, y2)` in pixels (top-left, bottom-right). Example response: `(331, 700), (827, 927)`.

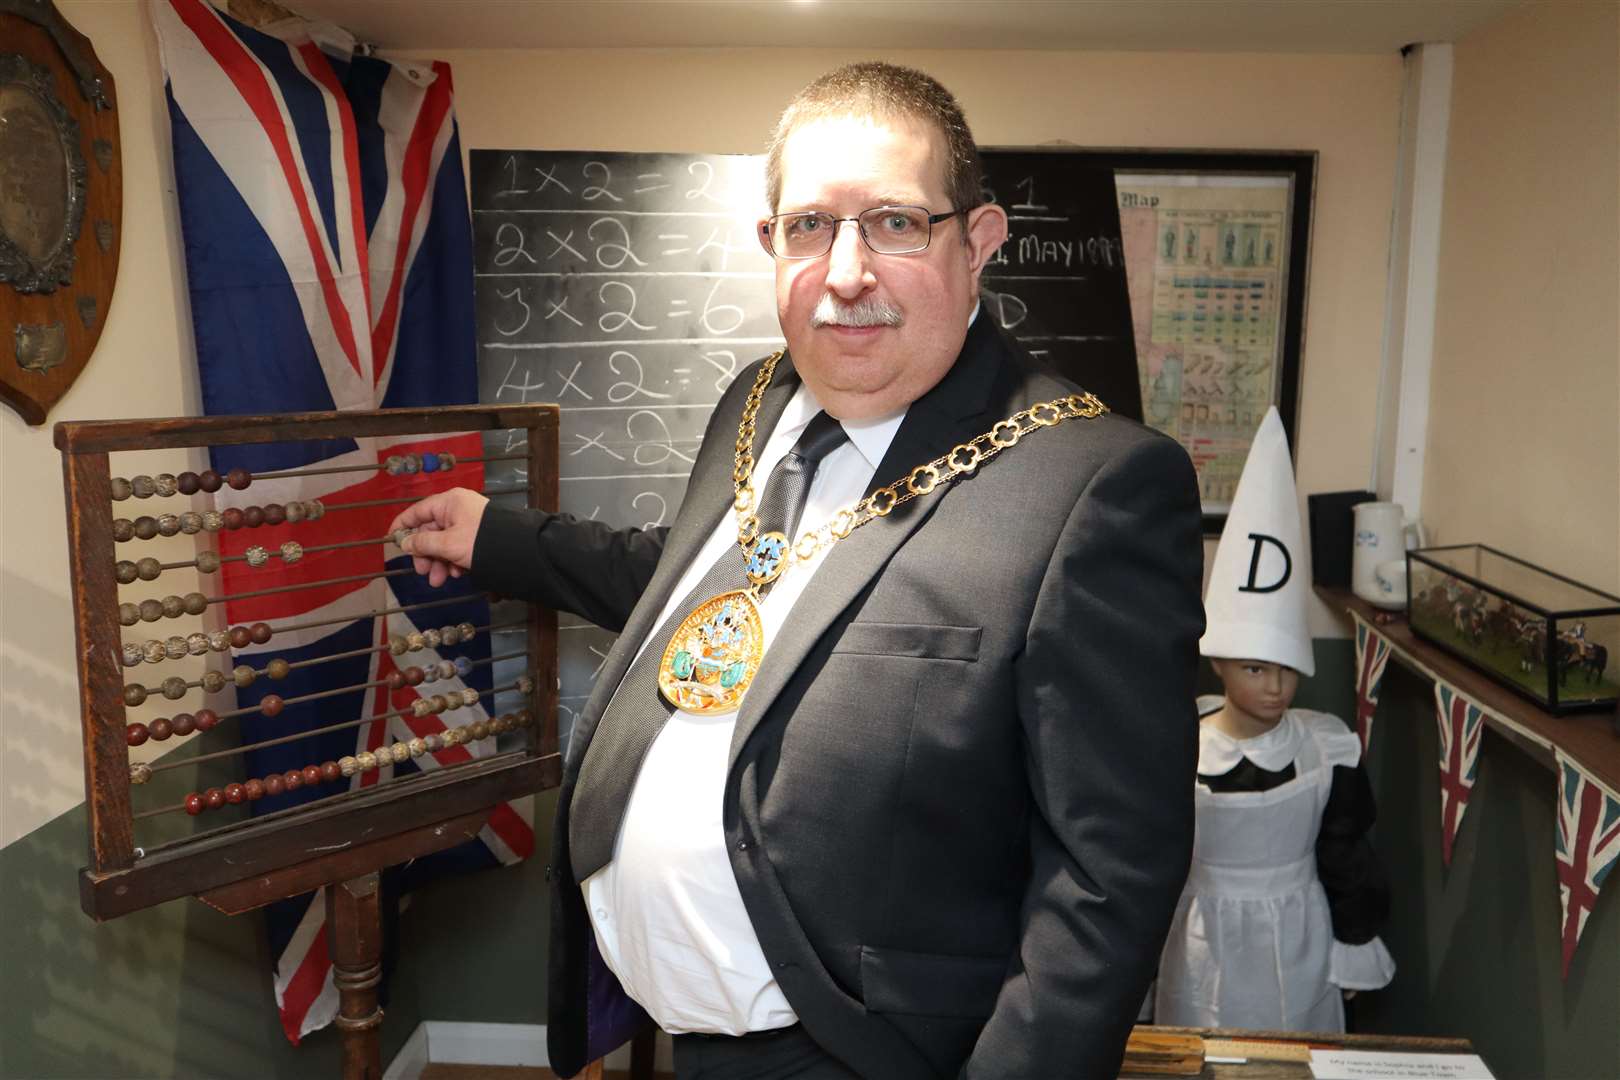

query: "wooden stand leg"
(327, 873), (384, 1080)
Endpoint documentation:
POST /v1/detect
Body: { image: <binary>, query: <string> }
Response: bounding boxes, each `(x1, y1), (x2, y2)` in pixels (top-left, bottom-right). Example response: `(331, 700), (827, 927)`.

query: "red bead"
(259, 694), (284, 718)
(170, 713), (196, 737)
(320, 761), (341, 783)
(199, 469), (222, 493)
(148, 717), (173, 741)
(224, 782), (246, 804)
(385, 671), (405, 690)
(403, 666), (425, 687)
(222, 507), (245, 530)
(243, 505), (265, 528)
(204, 788), (226, 810)
(301, 764), (322, 787)
(250, 622), (272, 645)
(244, 778), (265, 801)
(227, 467), (251, 490)
(264, 773), (285, 796)
(194, 708), (219, 731)
(177, 471), (201, 495)
(229, 625), (251, 649)
(126, 722), (149, 747)
(184, 793), (204, 816)
(263, 503), (286, 525)
(283, 769), (303, 791)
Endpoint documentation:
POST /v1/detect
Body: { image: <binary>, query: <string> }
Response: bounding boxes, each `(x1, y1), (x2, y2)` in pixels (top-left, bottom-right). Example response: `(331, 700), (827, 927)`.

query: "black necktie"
(569, 411), (850, 879)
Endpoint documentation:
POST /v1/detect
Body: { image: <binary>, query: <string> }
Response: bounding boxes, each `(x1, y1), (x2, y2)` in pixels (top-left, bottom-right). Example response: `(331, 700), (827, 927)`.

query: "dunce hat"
(1200, 406), (1314, 676)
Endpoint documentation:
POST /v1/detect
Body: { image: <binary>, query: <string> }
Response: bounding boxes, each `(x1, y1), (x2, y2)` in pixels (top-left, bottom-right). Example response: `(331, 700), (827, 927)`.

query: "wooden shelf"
(1316, 585), (1620, 796)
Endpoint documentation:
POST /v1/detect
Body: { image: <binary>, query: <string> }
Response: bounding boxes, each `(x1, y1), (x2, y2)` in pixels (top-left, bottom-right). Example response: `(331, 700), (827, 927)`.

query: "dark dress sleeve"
(1315, 764), (1391, 945)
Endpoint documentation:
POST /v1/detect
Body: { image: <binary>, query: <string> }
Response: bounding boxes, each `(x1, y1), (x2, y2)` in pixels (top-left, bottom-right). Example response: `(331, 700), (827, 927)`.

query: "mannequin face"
(1210, 658), (1300, 731)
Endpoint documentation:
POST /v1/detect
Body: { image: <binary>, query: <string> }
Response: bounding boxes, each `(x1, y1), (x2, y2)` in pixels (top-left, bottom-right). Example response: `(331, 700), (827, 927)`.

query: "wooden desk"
(1124, 1025), (1479, 1079)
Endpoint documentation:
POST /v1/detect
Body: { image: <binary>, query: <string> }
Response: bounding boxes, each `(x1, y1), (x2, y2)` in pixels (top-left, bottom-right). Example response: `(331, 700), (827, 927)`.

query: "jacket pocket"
(859, 945), (1006, 1018)
(829, 622), (981, 662)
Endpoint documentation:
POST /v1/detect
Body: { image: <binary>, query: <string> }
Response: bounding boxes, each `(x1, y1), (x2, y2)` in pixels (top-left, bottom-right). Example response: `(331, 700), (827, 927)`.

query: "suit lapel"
(728, 317), (1013, 769)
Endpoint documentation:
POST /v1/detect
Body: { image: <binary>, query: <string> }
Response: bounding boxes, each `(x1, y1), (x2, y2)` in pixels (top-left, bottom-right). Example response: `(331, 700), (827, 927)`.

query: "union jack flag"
(1353, 617), (1393, 755)
(1433, 683), (1486, 867)
(1555, 753), (1620, 979)
(153, 0), (532, 1043)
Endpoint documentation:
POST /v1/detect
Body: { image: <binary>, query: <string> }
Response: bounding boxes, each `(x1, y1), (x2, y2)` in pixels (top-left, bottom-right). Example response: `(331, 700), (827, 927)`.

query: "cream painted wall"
(0, 17), (1402, 846)
(1425, 0), (1620, 594)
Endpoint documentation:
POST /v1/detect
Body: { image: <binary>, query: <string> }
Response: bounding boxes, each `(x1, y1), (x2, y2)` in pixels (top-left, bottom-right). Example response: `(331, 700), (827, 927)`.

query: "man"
(393, 63), (1204, 1080)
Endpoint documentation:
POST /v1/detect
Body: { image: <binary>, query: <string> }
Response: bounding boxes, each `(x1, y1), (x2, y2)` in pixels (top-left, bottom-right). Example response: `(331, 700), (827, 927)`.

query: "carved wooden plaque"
(0, 0), (120, 426)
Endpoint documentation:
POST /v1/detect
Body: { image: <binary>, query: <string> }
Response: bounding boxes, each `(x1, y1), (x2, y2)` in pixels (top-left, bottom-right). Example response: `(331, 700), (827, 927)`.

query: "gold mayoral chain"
(657, 351), (1110, 715)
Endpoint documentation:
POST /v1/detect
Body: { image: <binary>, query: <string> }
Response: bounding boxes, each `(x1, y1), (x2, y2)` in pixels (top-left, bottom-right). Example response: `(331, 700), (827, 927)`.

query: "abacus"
(55, 403), (559, 1076)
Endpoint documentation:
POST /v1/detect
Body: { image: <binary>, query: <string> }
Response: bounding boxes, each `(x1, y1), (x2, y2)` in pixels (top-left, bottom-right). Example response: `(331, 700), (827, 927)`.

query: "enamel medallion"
(658, 589), (766, 714)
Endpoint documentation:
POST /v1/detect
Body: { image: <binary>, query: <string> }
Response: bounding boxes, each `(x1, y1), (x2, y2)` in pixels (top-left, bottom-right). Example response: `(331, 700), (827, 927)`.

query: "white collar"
(1196, 698), (1303, 774)
(776, 383), (905, 471)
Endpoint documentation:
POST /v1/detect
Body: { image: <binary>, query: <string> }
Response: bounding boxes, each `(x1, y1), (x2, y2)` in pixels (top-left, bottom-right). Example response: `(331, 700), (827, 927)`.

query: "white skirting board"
(383, 1021), (672, 1078)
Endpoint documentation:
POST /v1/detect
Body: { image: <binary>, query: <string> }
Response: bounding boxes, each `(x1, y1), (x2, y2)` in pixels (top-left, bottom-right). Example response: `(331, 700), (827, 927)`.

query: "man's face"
(766, 113), (1008, 421)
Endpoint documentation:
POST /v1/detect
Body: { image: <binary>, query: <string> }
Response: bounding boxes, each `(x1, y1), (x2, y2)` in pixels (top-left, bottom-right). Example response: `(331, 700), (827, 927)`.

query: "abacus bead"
(179, 511), (203, 534)
(119, 602), (139, 626)
(165, 637), (188, 660)
(460, 688), (480, 707)
(204, 788), (226, 810)
(438, 452), (455, 470)
(184, 592), (209, 616)
(226, 467), (250, 490)
(126, 722), (149, 746)
(148, 716), (173, 740)
(184, 793), (203, 815)
(406, 632), (425, 652)
(320, 761), (340, 783)
(267, 658), (290, 680)
(139, 599), (164, 623)
(157, 514), (180, 537)
(421, 452), (439, 473)
(133, 516), (158, 540)
(194, 708), (219, 731)
(515, 675), (534, 694)
(196, 551), (220, 574)
(243, 506), (265, 529)
(436, 660), (455, 679)
(131, 475), (156, 498)
(178, 471), (200, 495)
(199, 469), (222, 493)
(356, 751), (376, 771)
(515, 709), (533, 729)
(490, 715), (509, 735)
(339, 755), (358, 777)
(280, 541), (302, 564)
(115, 560), (137, 584)
(224, 783), (245, 804)
(170, 713), (195, 736)
(245, 545), (269, 567)
(301, 764), (322, 786)
(201, 510), (223, 532)
(412, 699), (433, 718)
(263, 503), (286, 526)
(283, 769), (303, 791)
(385, 671), (405, 691)
(222, 507), (244, 530)
(423, 628), (442, 649)
(402, 455), (420, 475)
(122, 643), (143, 667)
(307, 499), (325, 520)
(424, 734), (442, 752)
(453, 656), (473, 678)
(229, 625), (250, 649)
(249, 622), (272, 645)
(284, 500), (307, 523)
(155, 474), (179, 497)
(264, 773), (285, 796)
(440, 625), (461, 646)
(259, 694), (284, 718)
(162, 676), (188, 700)
(142, 640), (166, 664)
(233, 664), (256, 687)
(430, 694), (450, 713)
(390, 742), (410, 763)
(403, 666), (425, 686)
(187, 633), (210, 657)
(391, 526), (412, 548)
(207, 630), (230, 652)
(136, 557), (162, 581)
(130, 763), (153, 785)
(408, 737), (426, 757)
(384, 455), (404, 475)
(442, 726), (462, 745)
(458, 622), (476, 641)
(388, 635), (408, 656)
(201, 670), (226, 692)
(244, 778), (264, 801)
(110, 476), (132, 500)
(113, 518), (134, 542)
(161, 595), (184, 619)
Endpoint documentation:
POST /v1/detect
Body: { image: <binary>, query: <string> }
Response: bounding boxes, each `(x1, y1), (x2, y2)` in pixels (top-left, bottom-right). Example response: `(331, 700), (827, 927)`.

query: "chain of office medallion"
(729, 351), (1110, 570)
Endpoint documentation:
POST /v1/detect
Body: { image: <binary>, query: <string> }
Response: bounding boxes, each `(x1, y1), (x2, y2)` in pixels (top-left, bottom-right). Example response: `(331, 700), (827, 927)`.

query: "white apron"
(1154, 708), (1364, 1032)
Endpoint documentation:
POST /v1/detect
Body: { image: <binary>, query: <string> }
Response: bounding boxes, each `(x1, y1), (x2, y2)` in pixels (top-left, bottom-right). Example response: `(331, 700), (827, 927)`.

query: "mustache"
(810, 294), (903, 329)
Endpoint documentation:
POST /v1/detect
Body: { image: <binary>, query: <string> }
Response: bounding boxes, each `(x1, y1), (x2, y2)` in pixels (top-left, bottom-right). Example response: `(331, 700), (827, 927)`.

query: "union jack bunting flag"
(1555, 754), (1620, 979)
(1433, 683), (1486, 867)
(1353, 618), (1393, 755)
(153, 0), (532, 1043)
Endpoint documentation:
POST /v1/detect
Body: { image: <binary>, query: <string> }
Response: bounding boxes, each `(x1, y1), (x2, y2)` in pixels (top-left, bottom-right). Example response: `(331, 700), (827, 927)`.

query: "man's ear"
(964, 202), (1010, 285)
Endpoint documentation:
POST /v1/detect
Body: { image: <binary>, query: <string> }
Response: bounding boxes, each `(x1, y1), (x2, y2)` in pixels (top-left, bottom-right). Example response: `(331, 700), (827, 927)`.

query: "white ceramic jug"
(1352, 501), (1427, 605)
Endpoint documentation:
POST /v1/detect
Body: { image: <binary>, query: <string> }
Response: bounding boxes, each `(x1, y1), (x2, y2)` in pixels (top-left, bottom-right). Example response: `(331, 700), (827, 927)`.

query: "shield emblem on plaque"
(0, 0), (120, 425)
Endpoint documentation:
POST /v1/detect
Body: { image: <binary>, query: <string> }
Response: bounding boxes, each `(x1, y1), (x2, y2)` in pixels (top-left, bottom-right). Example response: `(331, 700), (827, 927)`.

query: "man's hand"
(388, 487), (490, 588)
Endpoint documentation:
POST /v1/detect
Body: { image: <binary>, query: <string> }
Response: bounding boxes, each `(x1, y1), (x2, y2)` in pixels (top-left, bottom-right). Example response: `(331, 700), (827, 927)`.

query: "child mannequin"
(1154, 408), (1394, 1032)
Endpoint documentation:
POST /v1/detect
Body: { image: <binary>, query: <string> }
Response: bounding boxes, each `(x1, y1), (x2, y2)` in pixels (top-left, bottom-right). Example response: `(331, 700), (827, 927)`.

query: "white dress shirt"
(583, 382), (906, 1035)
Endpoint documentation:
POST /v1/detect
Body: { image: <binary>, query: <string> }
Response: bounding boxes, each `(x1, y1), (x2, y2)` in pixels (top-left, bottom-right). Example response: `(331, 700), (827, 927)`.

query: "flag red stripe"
(487, 800), (535, 859)
(297, 40), (373, 349)
(279, 919), (331, 1045)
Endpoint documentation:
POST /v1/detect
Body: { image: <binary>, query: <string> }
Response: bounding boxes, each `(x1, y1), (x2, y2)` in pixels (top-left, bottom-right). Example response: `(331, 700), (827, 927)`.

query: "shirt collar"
(779, 383), (905, 472)
(1196, 698), (1303, 774)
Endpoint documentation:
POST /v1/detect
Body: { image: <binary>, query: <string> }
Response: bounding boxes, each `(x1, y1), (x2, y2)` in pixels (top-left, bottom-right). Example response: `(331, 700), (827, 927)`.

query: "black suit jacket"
(472, 316), (1206, 1079)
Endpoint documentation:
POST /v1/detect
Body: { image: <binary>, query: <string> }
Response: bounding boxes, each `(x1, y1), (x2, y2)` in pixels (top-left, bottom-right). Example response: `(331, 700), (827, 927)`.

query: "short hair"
(765, 62), (985, 218)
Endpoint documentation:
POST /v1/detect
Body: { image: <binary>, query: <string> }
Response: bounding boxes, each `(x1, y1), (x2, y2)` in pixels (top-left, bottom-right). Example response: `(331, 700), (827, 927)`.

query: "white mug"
(1371, 559), (1409, 610)
(1352, 501), (1427, 605)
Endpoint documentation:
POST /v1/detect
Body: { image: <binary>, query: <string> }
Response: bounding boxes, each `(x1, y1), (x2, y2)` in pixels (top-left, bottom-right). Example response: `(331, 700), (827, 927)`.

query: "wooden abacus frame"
(55, 404), (560, 1073)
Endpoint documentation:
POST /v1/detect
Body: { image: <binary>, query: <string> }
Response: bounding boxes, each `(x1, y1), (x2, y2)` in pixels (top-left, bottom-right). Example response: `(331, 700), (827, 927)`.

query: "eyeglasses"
(759, 205), (968, 259)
